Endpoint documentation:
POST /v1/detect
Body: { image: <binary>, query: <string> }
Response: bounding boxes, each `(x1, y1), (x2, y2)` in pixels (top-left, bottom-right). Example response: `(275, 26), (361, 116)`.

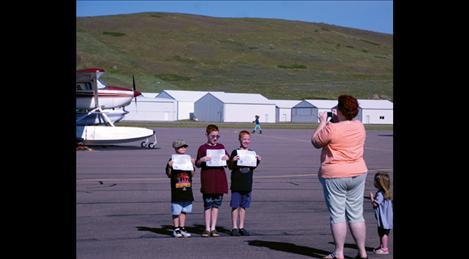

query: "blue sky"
(76, 1), (393, 34)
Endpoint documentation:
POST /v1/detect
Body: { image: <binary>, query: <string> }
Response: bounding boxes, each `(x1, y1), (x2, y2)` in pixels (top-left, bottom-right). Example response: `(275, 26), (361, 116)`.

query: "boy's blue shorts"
(230, 191), (251, 208)
(171, 201), (192, 216)
(203, 194), (223, 210)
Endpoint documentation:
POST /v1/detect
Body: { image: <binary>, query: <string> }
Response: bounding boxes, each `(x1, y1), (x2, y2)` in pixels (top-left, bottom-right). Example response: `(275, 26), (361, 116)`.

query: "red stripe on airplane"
(98, 94), (133, 97)
(77, 68), (105, 73)
(76, 93), (133, 97)
(104, 86), (131, 91)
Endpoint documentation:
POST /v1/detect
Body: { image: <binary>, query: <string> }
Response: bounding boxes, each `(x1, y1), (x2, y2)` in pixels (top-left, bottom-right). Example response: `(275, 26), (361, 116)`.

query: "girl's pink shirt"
(312, 120), (368, 178)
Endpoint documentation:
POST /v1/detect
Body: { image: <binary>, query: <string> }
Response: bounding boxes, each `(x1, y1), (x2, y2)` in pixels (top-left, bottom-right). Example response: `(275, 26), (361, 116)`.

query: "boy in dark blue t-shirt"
(228, 130), (261, 236)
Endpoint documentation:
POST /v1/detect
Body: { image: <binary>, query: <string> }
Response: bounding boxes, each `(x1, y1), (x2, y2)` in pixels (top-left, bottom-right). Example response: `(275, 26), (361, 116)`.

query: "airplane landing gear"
(141, 132), (158, 149)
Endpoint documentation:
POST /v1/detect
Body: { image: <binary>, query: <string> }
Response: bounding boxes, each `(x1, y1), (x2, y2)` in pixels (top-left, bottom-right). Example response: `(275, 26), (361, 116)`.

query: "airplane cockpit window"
(97, 79), (106, 89)
(76, 82), (92, 91)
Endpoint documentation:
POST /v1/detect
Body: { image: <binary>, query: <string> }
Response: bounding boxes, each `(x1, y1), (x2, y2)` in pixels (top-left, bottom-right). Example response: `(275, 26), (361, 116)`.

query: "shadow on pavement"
(246, 240), (332, 258)
(377, 134), (393, 137)
(183, 224), (232, 235)
(89, 145), (160, 151)
(137, 225), (173, 236)
(328, 242), (375, 252)
(136, 224), (232, 236)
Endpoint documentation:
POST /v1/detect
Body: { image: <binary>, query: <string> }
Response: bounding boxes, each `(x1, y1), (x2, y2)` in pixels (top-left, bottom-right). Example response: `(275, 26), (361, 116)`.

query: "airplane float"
(76, 68), (157, 148)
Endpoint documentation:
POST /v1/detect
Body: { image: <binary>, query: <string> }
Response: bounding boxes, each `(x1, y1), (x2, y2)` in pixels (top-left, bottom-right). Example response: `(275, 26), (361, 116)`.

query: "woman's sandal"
(373, 248), (389, 255)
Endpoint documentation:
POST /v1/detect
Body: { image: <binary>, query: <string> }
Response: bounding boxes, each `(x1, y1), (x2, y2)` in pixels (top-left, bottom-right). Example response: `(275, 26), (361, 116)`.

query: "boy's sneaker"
(239, 228), (250, 236)
(172, 228), (182, 238)
(201, 229), (210, 237)
(180, 227), (191, 238)
(210, 229), (220, 237)
(230, 228), (240, 236)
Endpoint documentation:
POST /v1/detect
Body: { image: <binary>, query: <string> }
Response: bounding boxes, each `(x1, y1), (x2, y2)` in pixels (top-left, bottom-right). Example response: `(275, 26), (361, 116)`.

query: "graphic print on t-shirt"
(175, 172), (191, 189)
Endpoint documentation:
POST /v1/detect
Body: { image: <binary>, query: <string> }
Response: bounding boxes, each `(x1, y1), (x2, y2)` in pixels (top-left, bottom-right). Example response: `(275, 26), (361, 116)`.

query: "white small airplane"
(76, 68), (157, 148)
(76, 109), (129, 126)
(76, 68), (141, 111)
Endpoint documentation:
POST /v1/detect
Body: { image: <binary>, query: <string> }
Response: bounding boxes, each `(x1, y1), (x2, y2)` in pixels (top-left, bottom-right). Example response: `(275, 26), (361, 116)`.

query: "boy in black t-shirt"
(166, 139), (195, 238)
(228, 130), (261, 236)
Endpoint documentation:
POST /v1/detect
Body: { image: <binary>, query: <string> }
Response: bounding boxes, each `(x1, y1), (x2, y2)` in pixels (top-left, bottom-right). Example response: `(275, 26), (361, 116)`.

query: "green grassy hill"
(77, 12), (393, 100)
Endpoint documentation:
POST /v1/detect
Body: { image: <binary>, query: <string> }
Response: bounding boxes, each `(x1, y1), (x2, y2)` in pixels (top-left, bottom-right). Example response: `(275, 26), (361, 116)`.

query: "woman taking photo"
(311, 95), (368, 259)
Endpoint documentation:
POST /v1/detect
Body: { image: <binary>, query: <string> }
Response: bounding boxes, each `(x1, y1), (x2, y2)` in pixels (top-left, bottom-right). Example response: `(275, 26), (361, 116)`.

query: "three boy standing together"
(166, 124), (261, 238)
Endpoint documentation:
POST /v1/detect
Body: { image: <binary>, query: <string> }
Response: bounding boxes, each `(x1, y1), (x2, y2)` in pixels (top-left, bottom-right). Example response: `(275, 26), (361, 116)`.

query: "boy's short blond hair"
(239, 130), (251, 140)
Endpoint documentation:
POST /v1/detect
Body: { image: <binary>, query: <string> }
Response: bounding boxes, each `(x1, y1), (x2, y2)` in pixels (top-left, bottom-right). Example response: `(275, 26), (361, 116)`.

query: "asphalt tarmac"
(77, 127), (393, 259)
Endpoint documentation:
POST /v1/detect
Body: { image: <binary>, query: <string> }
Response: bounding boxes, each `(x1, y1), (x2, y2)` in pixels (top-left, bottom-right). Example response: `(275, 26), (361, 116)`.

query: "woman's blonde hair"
(374, 171), (392, 200)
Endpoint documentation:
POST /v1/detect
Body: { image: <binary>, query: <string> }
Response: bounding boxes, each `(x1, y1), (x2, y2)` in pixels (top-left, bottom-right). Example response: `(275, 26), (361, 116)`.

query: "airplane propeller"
(132, 74), (138, 109)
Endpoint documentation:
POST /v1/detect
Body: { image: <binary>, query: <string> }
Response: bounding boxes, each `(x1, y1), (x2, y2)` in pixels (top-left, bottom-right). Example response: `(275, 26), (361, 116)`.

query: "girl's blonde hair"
(374, 171), (392, 200)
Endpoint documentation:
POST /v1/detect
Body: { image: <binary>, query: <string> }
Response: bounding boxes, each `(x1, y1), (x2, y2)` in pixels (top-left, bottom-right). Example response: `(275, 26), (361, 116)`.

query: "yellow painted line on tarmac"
(77, 177), (168, 183)
(255, 174), (314, 179)
(252, 133), (311, 143)
(240, 132), (392, 152)
(77, 169), (393, 184)
(364, 147), (392, 152)
(260, 135), (391, 152)
(76, 175), (314, 183)
(76, 173), (316, 183)
(254, 168), (392, 179)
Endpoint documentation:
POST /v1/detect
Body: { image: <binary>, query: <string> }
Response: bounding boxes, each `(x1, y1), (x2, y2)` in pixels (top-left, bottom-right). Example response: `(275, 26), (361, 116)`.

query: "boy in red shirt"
(195, 124), (229, 237)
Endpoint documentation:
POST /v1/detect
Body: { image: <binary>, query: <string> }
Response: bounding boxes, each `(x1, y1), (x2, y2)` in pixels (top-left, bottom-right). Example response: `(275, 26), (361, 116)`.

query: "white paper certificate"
(171, 154), (193, 171)
(206, 149), (227, 167)
(236, 150), (257, 167)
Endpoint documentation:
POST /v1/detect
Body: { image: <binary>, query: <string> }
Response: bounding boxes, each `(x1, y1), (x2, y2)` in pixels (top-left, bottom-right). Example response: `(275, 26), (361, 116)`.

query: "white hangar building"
(269, 99), (301, 122)
(357, 99), (393, 124)
(122, 93), (177, 121)
(157, 90), (216, 120)
(139, 92), (159, 98)
(194, 92), (276, 123)
(291, 99), (338, 123)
